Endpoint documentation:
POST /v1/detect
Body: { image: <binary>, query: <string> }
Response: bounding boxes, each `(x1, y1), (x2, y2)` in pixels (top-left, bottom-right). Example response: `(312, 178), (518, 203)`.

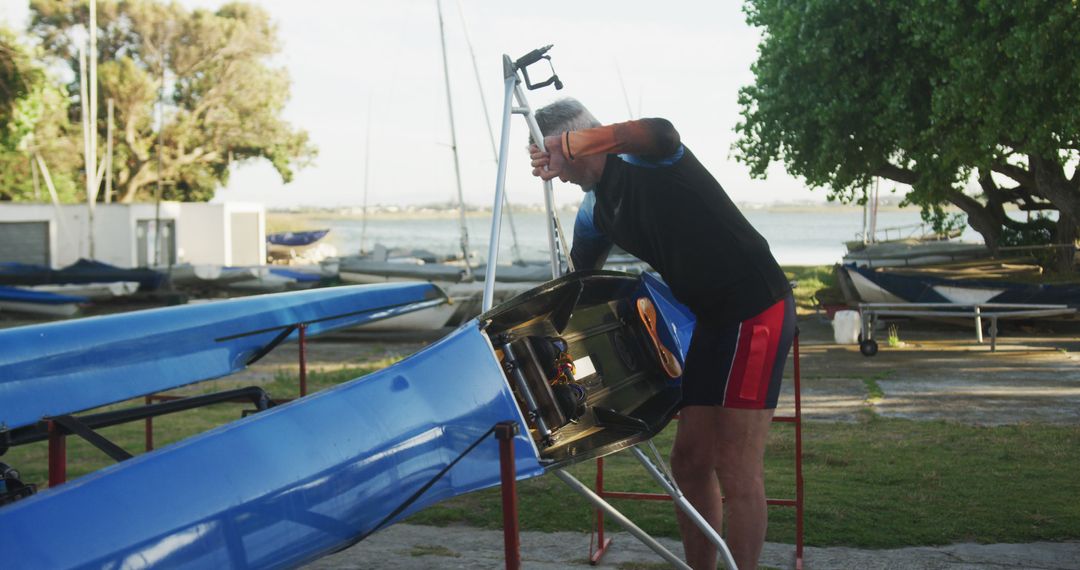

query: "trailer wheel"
(859, 339), (879, 357)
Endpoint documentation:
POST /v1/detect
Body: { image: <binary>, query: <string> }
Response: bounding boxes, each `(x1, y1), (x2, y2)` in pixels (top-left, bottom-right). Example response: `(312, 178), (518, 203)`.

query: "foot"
(636, 297), (683, 378)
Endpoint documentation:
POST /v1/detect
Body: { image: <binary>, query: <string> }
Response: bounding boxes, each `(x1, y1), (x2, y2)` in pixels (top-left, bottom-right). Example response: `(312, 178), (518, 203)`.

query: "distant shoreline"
(268, 202), (925, 221)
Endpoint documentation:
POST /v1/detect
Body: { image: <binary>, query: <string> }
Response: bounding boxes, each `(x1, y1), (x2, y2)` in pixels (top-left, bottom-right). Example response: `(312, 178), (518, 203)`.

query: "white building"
(0, 202), (266, 268)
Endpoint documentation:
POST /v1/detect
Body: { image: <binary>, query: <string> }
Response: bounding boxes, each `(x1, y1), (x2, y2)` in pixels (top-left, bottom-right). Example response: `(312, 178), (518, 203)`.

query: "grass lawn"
(407, 413), (1080, 548)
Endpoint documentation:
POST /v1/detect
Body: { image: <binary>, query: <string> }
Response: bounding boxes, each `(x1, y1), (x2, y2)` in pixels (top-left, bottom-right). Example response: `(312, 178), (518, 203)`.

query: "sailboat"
(339, 0), (549, 331)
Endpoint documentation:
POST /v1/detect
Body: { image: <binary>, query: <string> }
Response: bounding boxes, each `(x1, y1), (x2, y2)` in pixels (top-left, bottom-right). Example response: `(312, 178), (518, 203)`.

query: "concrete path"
(307, 524), (1080, 569)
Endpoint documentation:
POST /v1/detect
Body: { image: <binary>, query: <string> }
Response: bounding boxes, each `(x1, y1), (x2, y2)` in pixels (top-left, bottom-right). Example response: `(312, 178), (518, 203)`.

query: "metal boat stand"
(484, 46), (739, 570)
(554, 441), (739, 570)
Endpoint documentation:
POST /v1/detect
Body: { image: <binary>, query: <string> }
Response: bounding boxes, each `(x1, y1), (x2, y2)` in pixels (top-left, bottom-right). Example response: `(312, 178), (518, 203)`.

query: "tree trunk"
(946, 189), (1002, 252)
(1053, 212), (1078, 274)
(1028, 156), (1079, 272)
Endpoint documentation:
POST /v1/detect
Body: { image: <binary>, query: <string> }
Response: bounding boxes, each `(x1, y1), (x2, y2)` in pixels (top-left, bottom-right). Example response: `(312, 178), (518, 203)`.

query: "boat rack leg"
(554, 469), (694, 570)
(990, 316), (999, 352)
(495, 421), (521, 570)
(974, 306), (983, 344)
(630, 445), (739, 570)
(30, 387), (274, 487)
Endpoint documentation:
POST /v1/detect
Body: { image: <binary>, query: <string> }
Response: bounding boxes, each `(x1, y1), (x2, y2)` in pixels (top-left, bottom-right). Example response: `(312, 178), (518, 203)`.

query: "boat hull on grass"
(0, 286), (87, 317)
(842, 265), (1080, 307)
(0, 271), (693, 568)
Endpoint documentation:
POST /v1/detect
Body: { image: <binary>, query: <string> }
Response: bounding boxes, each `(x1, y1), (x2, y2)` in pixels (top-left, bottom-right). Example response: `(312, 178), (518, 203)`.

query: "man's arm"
(530, 118), (681, 181)
(561, 118), (680, 161)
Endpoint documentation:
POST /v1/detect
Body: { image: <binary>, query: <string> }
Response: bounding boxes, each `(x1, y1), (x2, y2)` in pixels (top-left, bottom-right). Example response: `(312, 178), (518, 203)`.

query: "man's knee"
(671, 434), (716, 480)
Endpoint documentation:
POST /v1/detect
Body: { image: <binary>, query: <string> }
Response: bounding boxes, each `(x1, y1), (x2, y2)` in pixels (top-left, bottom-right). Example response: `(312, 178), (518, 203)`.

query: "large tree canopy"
(0, 29), (81, 202)
(736, 0), (1080, 267)
(30, 0), (316, 202)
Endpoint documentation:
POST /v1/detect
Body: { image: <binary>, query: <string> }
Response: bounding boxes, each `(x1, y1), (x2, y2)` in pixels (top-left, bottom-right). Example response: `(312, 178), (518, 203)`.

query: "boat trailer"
(858, 302), (1077, 355)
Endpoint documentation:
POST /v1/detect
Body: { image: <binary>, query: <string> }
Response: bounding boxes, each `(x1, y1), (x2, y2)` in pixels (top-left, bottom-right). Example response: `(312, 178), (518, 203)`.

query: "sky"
(2, 0), (826, 208)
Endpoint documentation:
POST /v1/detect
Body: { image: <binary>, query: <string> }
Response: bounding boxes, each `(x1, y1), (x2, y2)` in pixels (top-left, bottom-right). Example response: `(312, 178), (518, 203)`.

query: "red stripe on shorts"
(722, 297), (788, 409)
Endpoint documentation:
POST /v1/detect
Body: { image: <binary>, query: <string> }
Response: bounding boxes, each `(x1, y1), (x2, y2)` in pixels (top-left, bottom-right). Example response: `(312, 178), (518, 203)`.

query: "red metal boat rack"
(587, 333), (805, 570)
(48, 323), (313, 485)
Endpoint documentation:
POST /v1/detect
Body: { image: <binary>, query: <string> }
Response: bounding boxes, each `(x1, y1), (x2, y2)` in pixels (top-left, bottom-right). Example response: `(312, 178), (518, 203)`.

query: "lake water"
(301, 208), (981, 266)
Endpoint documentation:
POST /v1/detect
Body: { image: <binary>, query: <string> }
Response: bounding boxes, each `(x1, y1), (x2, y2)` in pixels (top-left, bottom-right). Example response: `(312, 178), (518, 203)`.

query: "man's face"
(561, 154), (604, 189)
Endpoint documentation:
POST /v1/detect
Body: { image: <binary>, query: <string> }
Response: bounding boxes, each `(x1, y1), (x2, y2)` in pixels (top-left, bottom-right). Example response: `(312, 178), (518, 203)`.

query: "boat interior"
(481, 271), (682, 468)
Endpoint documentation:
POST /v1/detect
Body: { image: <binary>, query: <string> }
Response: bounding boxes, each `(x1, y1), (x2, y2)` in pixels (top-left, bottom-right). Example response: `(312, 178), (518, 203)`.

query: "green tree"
(0, 28), (81, 202)
(30, 0), (316, 203)
(735, 0), (1080, 269)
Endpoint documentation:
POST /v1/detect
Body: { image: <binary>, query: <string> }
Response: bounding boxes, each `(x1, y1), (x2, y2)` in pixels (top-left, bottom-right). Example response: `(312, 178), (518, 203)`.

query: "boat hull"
(0, 324), (543, 569)
(0, 283), (447, 430)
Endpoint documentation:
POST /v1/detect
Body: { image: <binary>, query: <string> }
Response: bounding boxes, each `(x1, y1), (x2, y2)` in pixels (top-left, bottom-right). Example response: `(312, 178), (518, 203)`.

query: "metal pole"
(629, 447), (739, 569)
(553, 470), (692, 570)
(144, 395), (154, 452)
(592, 457), (612, 563)
(436, 0), (473, 278)
(455, 0), (524, 265)
(495, 421), (521, 570)
(482, 62), (518, 311)
(154, 40), (165, 267)
(104, 98), (114, 203)
(793, 332), (805, 570)
(89, 0), (99, 254)
(298, 323), (308, 397)
(974, 306), (984, 344)
(79, 45), (94, 259)
(359, 98), (372, 254)
(47, 420), (66, 487)
(513, 81), (562, 278)
(990, 316), (999, 352)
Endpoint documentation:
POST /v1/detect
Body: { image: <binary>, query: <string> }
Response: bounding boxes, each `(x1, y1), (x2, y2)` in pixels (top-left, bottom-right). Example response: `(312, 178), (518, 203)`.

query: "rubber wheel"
(859, 339), (879, 357)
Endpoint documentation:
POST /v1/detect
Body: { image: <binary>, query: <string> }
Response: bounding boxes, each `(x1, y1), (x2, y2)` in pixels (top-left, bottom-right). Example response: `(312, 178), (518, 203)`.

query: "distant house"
(0, 202), (266, 268)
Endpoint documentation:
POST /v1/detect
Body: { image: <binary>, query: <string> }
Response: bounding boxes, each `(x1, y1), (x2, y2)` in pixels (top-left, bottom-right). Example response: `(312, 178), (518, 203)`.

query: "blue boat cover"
(0, 259), (167, 291)
(0, 323), (543, 569)
(0, 283), (445, 430)
(267, 229), (330, 247)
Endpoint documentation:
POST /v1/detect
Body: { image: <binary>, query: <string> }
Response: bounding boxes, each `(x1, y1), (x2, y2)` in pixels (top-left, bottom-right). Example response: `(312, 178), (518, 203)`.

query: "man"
(529, 99), (795, 569)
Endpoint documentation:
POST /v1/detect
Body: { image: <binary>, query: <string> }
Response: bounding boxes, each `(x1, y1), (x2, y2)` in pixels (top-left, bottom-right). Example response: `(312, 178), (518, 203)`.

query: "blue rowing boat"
(0, 282), (447, 431)
(0, 271), (693, 568)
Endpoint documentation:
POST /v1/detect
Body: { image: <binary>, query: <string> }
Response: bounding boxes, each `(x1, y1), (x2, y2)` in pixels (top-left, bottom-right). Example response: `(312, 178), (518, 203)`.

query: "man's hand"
(529, 135), (567, 182)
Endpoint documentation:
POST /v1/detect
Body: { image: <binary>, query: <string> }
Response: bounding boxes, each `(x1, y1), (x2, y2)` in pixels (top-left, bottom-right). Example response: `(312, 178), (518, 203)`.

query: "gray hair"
(531, 98), (601, 144)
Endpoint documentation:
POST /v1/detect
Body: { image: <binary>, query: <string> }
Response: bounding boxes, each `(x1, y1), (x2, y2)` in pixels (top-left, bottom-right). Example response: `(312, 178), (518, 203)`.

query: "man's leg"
(715, 407), (774, 569)
(671, 406), (773, 569)
(671, 406), (724, 569)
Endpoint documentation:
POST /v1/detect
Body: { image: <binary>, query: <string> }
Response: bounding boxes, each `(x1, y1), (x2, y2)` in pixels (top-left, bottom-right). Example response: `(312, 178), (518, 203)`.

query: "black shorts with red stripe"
(680, 293), (796, 409)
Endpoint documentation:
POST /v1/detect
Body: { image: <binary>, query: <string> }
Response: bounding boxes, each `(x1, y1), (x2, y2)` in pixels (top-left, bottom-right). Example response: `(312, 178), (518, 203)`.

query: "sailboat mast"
(359, 98), (372, 254)
(455, 0), (523, 265)
(436, 0), (472, 276)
